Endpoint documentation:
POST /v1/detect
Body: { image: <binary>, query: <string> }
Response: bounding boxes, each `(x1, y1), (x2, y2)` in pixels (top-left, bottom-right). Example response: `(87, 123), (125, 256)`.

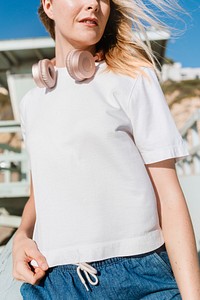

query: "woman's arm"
(13, 174), (36, 241)
(146, 159), (200, 300)
(12, 173), (48, 284)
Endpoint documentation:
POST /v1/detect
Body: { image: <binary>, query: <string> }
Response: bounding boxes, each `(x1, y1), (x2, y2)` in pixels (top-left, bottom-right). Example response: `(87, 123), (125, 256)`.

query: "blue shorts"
(20, 247), (181, 299)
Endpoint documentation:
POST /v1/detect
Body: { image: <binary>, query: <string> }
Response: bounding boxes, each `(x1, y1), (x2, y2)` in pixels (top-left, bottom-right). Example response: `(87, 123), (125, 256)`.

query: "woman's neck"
(55, 37), (96, 68)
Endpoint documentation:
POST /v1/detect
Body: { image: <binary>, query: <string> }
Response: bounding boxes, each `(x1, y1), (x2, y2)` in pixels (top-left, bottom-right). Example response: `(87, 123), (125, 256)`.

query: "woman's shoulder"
(101, 63), (157, 87)
(19, 86), (43, 115)
(21, 86), (42, 102)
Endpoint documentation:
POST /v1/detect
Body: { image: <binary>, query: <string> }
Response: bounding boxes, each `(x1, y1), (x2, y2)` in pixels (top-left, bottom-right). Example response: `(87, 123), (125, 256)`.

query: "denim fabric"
(20, 250), (181, 300)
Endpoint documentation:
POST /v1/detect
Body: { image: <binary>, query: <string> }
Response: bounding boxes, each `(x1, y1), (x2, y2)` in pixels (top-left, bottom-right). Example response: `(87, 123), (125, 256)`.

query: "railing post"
(3, 150), (11, 184)
(191, 122), (199, 147)
(193, 154), (200, 174)
(21, 149), (29, 182)
(178, 109), (200, 176)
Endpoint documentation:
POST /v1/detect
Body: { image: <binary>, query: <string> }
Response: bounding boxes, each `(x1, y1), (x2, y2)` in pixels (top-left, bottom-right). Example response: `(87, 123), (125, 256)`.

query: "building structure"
(162, 62), (200, 82)
(0, 30), (170, 120)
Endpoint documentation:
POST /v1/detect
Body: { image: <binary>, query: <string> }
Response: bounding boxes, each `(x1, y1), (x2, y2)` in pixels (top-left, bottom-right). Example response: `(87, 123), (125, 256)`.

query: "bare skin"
(146, 158), (200, 299)
(12, 176), (48, 285)
(42, 0), (110, 67)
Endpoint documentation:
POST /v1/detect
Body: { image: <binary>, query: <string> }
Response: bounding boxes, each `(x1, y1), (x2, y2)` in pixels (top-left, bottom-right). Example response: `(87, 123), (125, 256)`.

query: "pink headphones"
(32, 50), (103, 89)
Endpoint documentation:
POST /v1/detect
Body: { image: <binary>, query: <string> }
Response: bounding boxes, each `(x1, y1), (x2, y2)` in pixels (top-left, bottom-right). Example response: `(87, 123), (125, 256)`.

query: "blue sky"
(0, 0), (199, 67)
(166, 0), (200, 67)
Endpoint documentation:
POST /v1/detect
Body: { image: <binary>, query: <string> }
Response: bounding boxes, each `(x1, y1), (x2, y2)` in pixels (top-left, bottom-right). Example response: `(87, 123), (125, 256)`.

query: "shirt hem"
(141, 141), (189, 164)
(39, 230), (164, 268)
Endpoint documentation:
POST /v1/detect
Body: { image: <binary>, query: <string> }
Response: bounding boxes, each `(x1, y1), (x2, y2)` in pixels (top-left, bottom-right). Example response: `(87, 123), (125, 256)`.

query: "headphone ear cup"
(66, 50), (96, 81)
(32, 59), (57, 88)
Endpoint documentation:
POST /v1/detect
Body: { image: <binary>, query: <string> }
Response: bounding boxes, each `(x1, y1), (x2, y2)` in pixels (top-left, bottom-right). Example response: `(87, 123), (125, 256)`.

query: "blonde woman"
(12, 0), (200, 299)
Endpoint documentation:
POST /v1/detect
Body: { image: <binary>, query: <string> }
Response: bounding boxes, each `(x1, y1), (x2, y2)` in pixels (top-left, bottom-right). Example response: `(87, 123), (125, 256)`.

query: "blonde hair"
(38, 0), (183, 78)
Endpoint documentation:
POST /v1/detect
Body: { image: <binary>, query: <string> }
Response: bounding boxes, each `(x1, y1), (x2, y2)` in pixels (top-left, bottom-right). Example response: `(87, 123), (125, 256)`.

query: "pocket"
(153, 251), (175, 280)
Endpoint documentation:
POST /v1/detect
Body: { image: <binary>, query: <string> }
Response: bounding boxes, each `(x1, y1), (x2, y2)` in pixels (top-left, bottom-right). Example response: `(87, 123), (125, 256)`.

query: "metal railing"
(0, 121), (30, 198)
(176, 109), (200, 176)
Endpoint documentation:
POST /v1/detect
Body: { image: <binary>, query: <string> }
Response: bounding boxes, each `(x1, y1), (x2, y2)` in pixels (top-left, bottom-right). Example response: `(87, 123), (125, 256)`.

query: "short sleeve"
(128, 68), (189, 164)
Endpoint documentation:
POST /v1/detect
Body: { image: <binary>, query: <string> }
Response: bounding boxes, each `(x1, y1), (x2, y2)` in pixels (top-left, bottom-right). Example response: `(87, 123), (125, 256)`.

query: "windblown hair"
(38, 0), (183, 78)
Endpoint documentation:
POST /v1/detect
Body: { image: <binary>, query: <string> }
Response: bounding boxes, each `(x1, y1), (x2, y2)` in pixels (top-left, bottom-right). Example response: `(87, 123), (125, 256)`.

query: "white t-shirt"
(20, 63), (188, 267)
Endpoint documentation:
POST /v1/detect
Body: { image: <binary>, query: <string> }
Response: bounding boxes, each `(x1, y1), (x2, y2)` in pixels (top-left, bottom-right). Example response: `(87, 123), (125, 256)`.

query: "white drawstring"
(75, 262), (99, 291)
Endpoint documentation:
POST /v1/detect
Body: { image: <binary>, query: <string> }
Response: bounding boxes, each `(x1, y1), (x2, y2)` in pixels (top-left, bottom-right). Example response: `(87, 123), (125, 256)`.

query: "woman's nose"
(86, 0), (99, 12)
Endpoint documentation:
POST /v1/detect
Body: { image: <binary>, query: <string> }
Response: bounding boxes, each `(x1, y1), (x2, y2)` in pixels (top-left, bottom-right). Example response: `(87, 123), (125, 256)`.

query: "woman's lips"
(79, 18), (98, 26)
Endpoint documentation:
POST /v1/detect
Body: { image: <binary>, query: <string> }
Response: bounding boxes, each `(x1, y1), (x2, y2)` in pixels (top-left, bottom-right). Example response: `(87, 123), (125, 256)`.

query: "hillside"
(0, 90), (20, 149)
(161, 79), (200, 130)
(162, 79), (200, 105)
(0, 90), (13, 120)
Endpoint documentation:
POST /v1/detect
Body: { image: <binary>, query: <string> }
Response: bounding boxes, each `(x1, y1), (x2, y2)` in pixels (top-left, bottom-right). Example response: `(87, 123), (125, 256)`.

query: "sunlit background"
(0, 0), (200, 297)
